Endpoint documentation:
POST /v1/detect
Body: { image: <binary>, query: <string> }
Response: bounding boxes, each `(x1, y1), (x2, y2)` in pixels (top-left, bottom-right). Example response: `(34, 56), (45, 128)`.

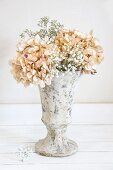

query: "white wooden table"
(0, 104), (113, 170)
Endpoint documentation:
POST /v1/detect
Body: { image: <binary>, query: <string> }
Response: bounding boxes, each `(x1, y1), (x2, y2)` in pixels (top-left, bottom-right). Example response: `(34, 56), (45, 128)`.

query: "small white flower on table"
(16, 146), (33, 162)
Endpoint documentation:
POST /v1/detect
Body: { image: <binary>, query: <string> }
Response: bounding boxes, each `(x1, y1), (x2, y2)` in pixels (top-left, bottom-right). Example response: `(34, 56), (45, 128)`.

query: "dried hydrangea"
(11, 39), (59, 88)
(55, 29), (103, 74)
(10, 17), (104, 88)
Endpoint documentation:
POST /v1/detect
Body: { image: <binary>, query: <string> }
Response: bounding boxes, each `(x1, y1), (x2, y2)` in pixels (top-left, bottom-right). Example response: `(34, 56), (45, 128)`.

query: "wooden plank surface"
(0, 104), (113, 169)
(0, 164), (113, 170)
(0, 141), (113, 153)
(0, 125), (113, 142)
(0, 125), (113, 166)
(0, 152), (113, 165)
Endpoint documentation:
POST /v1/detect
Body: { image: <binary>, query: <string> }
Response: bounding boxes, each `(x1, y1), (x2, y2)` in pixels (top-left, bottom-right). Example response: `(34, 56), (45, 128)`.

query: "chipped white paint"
(35, 71), (81, 157)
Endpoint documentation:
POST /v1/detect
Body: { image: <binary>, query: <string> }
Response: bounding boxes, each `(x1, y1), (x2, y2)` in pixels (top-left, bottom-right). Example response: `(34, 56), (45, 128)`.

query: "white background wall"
(0, 0), (113, 103)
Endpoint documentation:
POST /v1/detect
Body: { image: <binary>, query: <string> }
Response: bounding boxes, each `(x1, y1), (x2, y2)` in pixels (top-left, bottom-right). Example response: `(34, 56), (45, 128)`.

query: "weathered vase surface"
(35, 71), (81, 157)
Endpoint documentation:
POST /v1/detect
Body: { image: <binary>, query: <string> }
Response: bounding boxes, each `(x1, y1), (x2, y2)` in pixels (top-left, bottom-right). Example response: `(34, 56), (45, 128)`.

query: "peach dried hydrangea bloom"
(55, 30), (81, 53)
(11, 39), (56, 88)
(55, 30), (104, 74)
(81, 32), (104, 74)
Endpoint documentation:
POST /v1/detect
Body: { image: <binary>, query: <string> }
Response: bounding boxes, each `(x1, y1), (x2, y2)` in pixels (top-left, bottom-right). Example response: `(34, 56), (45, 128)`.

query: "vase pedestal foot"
(35, 137), (78, 157)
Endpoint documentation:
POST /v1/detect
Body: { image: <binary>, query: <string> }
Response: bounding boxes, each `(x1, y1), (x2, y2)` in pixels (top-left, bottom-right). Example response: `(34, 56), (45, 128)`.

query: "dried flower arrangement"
(10, 17), (104, 88)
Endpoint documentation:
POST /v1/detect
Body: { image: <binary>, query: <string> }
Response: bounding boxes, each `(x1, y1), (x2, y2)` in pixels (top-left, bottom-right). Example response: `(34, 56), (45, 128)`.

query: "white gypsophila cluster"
(53, 48), (84, 72)
(20, 16), (64, 44)
(16, 147), (33, 162)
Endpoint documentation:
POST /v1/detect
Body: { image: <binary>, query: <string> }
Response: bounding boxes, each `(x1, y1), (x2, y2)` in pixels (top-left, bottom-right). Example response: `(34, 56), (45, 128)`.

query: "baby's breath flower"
(16, 146), (33, 162)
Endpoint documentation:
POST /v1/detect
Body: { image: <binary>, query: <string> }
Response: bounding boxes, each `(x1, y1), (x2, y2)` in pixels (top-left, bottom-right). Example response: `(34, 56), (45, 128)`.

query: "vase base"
(35, 138), (78, 157)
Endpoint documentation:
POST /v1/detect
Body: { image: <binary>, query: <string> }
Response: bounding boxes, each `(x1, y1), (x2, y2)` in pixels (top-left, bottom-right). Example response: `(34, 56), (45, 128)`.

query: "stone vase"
(35, 71), (81, 157)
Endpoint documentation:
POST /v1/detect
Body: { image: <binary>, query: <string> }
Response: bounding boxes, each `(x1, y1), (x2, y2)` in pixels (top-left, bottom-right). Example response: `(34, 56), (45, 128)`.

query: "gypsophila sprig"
(10, 17), (104, 88)
(20, 16), (64, 44)
(37, 17), (64, 43)
(16, 146), (33, 162)
(20, 29), (37, 39)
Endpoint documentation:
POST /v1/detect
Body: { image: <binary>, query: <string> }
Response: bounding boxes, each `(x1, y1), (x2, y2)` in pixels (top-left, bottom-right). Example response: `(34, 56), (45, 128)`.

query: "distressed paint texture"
(35, 71), (81, 157)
